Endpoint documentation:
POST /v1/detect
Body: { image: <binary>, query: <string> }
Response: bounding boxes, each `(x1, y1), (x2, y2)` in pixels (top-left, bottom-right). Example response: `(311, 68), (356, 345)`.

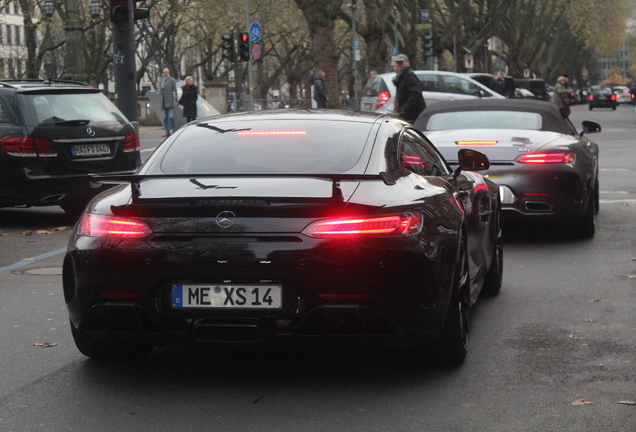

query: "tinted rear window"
(362, 77), (389, 97)
(19, 92), (128, 127)
(426, 111), (542, 131)
(159, 119), (373, 174)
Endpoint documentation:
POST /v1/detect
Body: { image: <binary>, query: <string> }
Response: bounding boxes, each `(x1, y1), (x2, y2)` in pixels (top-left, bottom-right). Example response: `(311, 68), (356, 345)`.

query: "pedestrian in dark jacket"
(392, 54), (426, 123)
(178, 76), (198, 123)
(313, 71), (328, 108)
(490, 71), (511, 97)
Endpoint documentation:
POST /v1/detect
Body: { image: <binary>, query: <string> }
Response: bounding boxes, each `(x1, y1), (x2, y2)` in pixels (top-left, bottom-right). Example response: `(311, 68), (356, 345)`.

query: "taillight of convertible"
(517, 152), (575, 164)
(79, 214), (152, 238)
(303, 213), (423, 237)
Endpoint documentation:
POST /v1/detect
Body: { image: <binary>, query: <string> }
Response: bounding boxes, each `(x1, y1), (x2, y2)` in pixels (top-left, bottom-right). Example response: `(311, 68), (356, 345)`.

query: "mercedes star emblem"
(216, 211), (236, 228)
(86, 127), (96, 137)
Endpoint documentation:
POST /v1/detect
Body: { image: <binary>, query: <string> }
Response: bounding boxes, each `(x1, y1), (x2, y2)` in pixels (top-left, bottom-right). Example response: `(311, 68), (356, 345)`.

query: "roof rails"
(0, 79), (90, 89)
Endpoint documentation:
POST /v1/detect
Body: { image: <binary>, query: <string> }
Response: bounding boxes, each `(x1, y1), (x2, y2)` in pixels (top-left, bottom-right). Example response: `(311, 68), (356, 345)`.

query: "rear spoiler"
(89, 172), (396, 203)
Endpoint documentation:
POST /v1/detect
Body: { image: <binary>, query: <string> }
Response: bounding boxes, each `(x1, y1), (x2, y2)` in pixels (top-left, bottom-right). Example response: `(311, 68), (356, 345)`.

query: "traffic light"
(222, 33), (236, 62)
(238, 32), (250, 62)
(421, 22), (433, 58)
(110, 0), (130, 26)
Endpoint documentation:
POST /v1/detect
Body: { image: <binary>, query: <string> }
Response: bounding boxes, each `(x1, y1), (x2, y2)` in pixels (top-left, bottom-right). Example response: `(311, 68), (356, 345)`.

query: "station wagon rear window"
(426, 111), (543, 131)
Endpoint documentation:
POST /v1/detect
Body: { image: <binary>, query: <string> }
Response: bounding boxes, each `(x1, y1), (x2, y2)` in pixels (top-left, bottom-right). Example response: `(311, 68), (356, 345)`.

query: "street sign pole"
(245, 0), (253, 111)
(112, 0), (138, 124)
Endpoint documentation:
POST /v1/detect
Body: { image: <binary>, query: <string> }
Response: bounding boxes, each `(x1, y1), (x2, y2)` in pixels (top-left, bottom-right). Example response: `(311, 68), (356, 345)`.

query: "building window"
(0, 59), (5, 79)
(0, 26), (3, 45)
(6, 25), (11, 45)
(8, 58), (14, 78)
(15, 26), (20, 46)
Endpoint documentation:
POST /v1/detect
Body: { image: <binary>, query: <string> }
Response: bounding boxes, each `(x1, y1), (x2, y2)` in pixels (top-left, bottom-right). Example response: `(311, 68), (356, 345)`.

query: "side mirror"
(581, 121), (601, 137)
(458, 148), (490, 171)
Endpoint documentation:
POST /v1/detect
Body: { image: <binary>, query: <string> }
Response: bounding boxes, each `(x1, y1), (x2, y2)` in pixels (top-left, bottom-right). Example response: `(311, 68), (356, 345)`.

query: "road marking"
(600, 199), (636, 204)
(599, 168), (631, 172)
(0, 248), (66, 274)
(600, 191), (629, 194)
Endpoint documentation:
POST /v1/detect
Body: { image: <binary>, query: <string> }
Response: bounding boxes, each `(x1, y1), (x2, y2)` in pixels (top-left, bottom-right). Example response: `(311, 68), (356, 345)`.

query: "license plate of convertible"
(172, 284), (282, 309)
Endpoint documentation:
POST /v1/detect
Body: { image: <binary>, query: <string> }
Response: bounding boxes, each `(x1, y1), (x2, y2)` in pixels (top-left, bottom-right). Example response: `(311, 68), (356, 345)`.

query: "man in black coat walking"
(392, 54), (426, 123)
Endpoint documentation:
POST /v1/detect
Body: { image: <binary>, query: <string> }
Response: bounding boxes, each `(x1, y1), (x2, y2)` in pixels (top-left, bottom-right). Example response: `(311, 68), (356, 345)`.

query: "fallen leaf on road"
(52, 226), (70, 231)
(462, 402), (476, 408)
(569, 335), (586, 340)
(589, 299), (601, 303)
(584, 319), (594, 322)
(33, 342), (57, 347)
(36, 230), (53, 235)
(628, 275), (636, 279)
(20, 231), (33, 236)
(0, 233), (7, 236)
(617, 401), (636, 406)
(22, 257), (36, 261)
(571, 399), (594, 405)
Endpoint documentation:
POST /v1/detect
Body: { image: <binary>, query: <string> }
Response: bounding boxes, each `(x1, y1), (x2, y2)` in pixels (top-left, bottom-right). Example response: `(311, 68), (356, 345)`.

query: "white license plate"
(71, 144), (110, 157)
(363, 103), (372, 110)
(172, 284), (282, 309)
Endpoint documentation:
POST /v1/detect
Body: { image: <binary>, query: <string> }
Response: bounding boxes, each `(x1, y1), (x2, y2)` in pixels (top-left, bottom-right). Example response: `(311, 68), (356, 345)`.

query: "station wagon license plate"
(172, 284), (282, 309)
(71, 144), (110, 157)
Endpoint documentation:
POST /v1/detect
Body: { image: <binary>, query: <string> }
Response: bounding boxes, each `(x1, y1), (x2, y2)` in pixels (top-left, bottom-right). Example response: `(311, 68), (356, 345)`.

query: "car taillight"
(517, 152), (575, 164)
(80, 214), (152, 238)
(0, 135), (57, 157)
(303, 213), (423, 237)
(611, 95), (616, 101)
(123, 132), (140, 153)
(376, 91), (391, 109)
(589, 95), (595, 101)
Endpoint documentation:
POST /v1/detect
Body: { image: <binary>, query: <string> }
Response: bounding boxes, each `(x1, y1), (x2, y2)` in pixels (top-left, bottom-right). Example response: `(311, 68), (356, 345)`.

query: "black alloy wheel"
(429, 235), (471, 366)
(571, 197), (595, 239)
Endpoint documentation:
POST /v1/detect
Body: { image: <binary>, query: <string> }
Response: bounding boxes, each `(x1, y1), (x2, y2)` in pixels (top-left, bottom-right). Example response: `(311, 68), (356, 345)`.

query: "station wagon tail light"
(376, 91), (391, 109)
(80, 214), (152, 238)
(0, 135), (57, 157)
(303, 213), (423, 237)
(123, 132), (140, 153)
(517, 152), (575, 164)
(611, 95), (616, 100)
(589, 95), (595, 101)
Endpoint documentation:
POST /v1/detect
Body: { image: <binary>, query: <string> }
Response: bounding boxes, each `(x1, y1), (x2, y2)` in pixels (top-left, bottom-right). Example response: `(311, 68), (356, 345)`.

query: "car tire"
(593, 179), (600, 215)
(481, 233), (503, 297)
(612, 106), (616, 110)
(571, 197), (595, 239)
(428, 235), (470, 366)
(70, 320), (153, 360)
(588, 106), (593, 110)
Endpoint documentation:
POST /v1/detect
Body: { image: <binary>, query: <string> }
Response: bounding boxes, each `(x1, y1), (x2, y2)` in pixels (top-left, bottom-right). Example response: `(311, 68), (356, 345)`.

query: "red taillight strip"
(80, 215), (152, 238)
(517, 152), (574, 164)
(523, 192), (551, 196)
(123, 132), (140, 153)
(0, 136), (57, 157)
(456, 141), (497, 146)
(237, 131), (307, 136)
(303, 213), (423, 237)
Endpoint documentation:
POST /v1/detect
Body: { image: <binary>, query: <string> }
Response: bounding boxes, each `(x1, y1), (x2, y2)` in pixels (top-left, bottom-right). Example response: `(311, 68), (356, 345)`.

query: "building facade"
(0, 1), (27, 79)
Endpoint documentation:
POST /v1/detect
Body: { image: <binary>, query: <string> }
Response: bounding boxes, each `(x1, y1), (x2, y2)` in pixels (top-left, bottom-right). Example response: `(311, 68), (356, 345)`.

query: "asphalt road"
(0, 104), (634, 431)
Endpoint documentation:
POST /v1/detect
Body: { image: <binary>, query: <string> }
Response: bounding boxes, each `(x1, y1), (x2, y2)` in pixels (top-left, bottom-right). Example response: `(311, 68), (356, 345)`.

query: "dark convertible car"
(414, 100), (601, 238)
(63, 110), (502, 365)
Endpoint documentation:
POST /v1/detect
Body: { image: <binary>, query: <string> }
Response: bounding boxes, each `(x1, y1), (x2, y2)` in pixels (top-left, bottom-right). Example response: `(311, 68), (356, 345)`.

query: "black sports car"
(63, 110), (502, 365)
(414, 99), (601, 238)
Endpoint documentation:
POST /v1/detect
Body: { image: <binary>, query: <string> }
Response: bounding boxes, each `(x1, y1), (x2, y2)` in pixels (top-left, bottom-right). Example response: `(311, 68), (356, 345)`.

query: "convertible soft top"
(414, 99), (573, 135)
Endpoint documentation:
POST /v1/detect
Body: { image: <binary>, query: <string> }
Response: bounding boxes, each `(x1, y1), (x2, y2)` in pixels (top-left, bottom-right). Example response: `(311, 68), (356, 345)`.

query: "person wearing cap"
(392, 54), (426, 123)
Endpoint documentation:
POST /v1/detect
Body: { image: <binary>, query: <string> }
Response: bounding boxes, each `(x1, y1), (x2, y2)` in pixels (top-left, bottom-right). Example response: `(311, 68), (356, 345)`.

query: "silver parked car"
(360, 70), (505, 113)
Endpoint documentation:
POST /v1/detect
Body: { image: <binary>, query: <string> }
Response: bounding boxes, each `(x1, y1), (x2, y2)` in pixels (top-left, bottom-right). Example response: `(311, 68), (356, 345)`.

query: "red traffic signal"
(238, 32), (250, 62)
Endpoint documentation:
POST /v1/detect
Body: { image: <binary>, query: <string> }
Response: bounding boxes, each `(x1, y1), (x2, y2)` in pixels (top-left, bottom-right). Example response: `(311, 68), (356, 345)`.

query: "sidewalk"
(138, 125), (166, 139)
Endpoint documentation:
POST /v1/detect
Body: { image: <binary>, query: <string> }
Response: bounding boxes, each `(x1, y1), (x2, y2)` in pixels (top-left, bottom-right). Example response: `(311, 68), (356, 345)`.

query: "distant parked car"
(466, 73), (516, 98)
(360, 70), (504, 113)
(612, 86), (634, 104)
(514, 78), (549, 101)
(588, 88), (617, 110)
(0, 79), (141, 215)
(515, 88), (536, 99)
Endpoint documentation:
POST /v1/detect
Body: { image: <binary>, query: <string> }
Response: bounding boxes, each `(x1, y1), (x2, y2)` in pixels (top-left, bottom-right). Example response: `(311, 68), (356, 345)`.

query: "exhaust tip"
(41, 194), (66, 203)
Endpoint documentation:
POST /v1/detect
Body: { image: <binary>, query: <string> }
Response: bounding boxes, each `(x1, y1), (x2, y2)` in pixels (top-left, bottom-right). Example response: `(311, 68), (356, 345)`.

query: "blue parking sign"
(250, 22), (262, 43)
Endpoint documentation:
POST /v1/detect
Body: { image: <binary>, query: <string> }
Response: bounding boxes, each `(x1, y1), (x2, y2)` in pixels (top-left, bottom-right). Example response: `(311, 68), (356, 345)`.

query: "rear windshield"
(362, 77), (389, 97)
(19, 92), (128, 127)
(426, 111), (543, 131)
(159, 119), (373, 174)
